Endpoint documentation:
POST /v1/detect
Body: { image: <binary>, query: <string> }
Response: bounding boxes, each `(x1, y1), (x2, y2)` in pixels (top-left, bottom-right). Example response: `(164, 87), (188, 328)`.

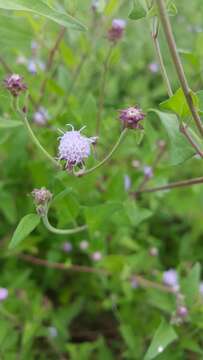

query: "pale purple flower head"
(28, 59), (37, 74)
(79, 240), (89, 251)
(108, 19), (126, 42)
(199, 281), (203, 296)
(163, 269), (179, 290)
(0, 288), (8, 301)
(177, 305), (188, 318)
(48, 326), (58, 338)
(131, 276), (139, 289)
(91, 251), (102, 261)
(4, 74), (27, 97)
(124, 174), (131, 191)
(149, 62), (159, 73)
(62, 241), (73, 253)
(143, 166), (153, 179)
(119, 106), (145, 129)
(31, 187), (52, 205)
(33, 107), (49, 126)
(58, 126), (96, 171)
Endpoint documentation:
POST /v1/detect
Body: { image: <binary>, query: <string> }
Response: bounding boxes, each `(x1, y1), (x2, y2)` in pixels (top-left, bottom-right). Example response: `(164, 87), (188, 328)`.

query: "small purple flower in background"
(108, 19), (126, 42)
(130, 276), (139, 289)
(148, 62), (159, 73)
(0, 288), (8, 301)
(28, 59), (37, 74)
(119, 106), (145, 129)
(62, 241), (73, 253)
(91, 251), (102, 261)
(31, 187), (52, 205)
(143, 166), (153, 179)
(58, 126), (96, 171)
(79, 240), (89, 251)
(33, 107), (49, 126)
(199, 282), (203, 296)
(163, 269), (179, 291)
(4, 74), (27, 97)
(177, 305), (188, 318)
(31, 41), (38, 51)
(124, 174), (131, 191)
(48, 326), (58, 338)
(149, 247), (159, 257)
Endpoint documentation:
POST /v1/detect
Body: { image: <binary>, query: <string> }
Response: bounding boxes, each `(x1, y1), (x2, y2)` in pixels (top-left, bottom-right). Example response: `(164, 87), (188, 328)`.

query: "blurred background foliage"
(1, 0), (203, 358)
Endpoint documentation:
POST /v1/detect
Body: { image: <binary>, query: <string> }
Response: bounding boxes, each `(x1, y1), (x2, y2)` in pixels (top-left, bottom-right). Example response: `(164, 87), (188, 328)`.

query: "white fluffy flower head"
(58, 126), (96, 171)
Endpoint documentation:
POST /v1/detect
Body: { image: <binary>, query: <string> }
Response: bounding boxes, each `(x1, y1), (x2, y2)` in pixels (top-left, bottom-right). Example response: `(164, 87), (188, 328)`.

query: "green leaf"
(181, 263), (201, 307)
(129, 0), (146, 20)
(0, 119), (23, 128)
(0, 0), (86, 31)
(104, 0), (120, 16)
(84, 202), (122, 237)
(123, 199), (152, 227)
(144, 319), (178, 360)
(160, 88), (198, 118)
(151, 110), (194, 165)
(9, 214), (40, 249)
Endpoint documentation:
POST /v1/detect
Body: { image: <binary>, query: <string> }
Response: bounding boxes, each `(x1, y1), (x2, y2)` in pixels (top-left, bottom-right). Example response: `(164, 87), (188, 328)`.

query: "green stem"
(156, 0), (203, 137)
(42, 209), (87, 235)
(96, 44), (114, 136)
(151, 18), (173, 97)
(22, 114), (60, 168)
(74, 128), (128, 177)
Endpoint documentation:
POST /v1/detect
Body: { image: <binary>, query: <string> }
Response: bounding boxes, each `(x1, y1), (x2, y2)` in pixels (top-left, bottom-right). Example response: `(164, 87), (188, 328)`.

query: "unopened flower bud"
(4, 74), (27, 97)
(119, 106), (145, 129)
(0, 288), (8, 301)
(79, 240), (89, 250)
(143, 166), (153, 179)
(91, 251), (102, 261)
(31, 187), (52, 205)
(149, 247), (159, 257)
(177, 306), (188, 318)
(107, 19), (126, 42)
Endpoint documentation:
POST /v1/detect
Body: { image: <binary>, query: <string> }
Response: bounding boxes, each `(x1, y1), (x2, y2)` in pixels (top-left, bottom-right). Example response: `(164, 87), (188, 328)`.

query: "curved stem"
(151, 18), (173, 97)
(74, 128), (128, 177)
(22, 114), (60, 168)
(156, 0), (203, 137)
(42, 209), (87, 235)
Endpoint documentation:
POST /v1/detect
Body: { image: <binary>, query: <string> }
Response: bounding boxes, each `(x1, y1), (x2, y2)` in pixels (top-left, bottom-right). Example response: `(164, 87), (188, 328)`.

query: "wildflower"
(28, 59), (37, 74)
(143, 166), (153, 179)
(0, 288), (8, 301)
(79, 240), (89, 251)
(107, 19), (126, 42)
(177, 306), (188, 318)
(58, 126), (96, 171)
(130, 276), (139, 289)
(148, 62), (159, 73)
(119, 106), (145, 129)
(124, 174), (131, 191)
(4, 74), (27, 97)
(48, 326), (58, 338)
(62, 241), (73, 253)
(163, 269), (179, 291)
(91, 251), (102, 261)
(199, 281), (203, 296)
(149, 247), (159, 257)
(31, 187), (52, 205)
(33, 107), (49, 126)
